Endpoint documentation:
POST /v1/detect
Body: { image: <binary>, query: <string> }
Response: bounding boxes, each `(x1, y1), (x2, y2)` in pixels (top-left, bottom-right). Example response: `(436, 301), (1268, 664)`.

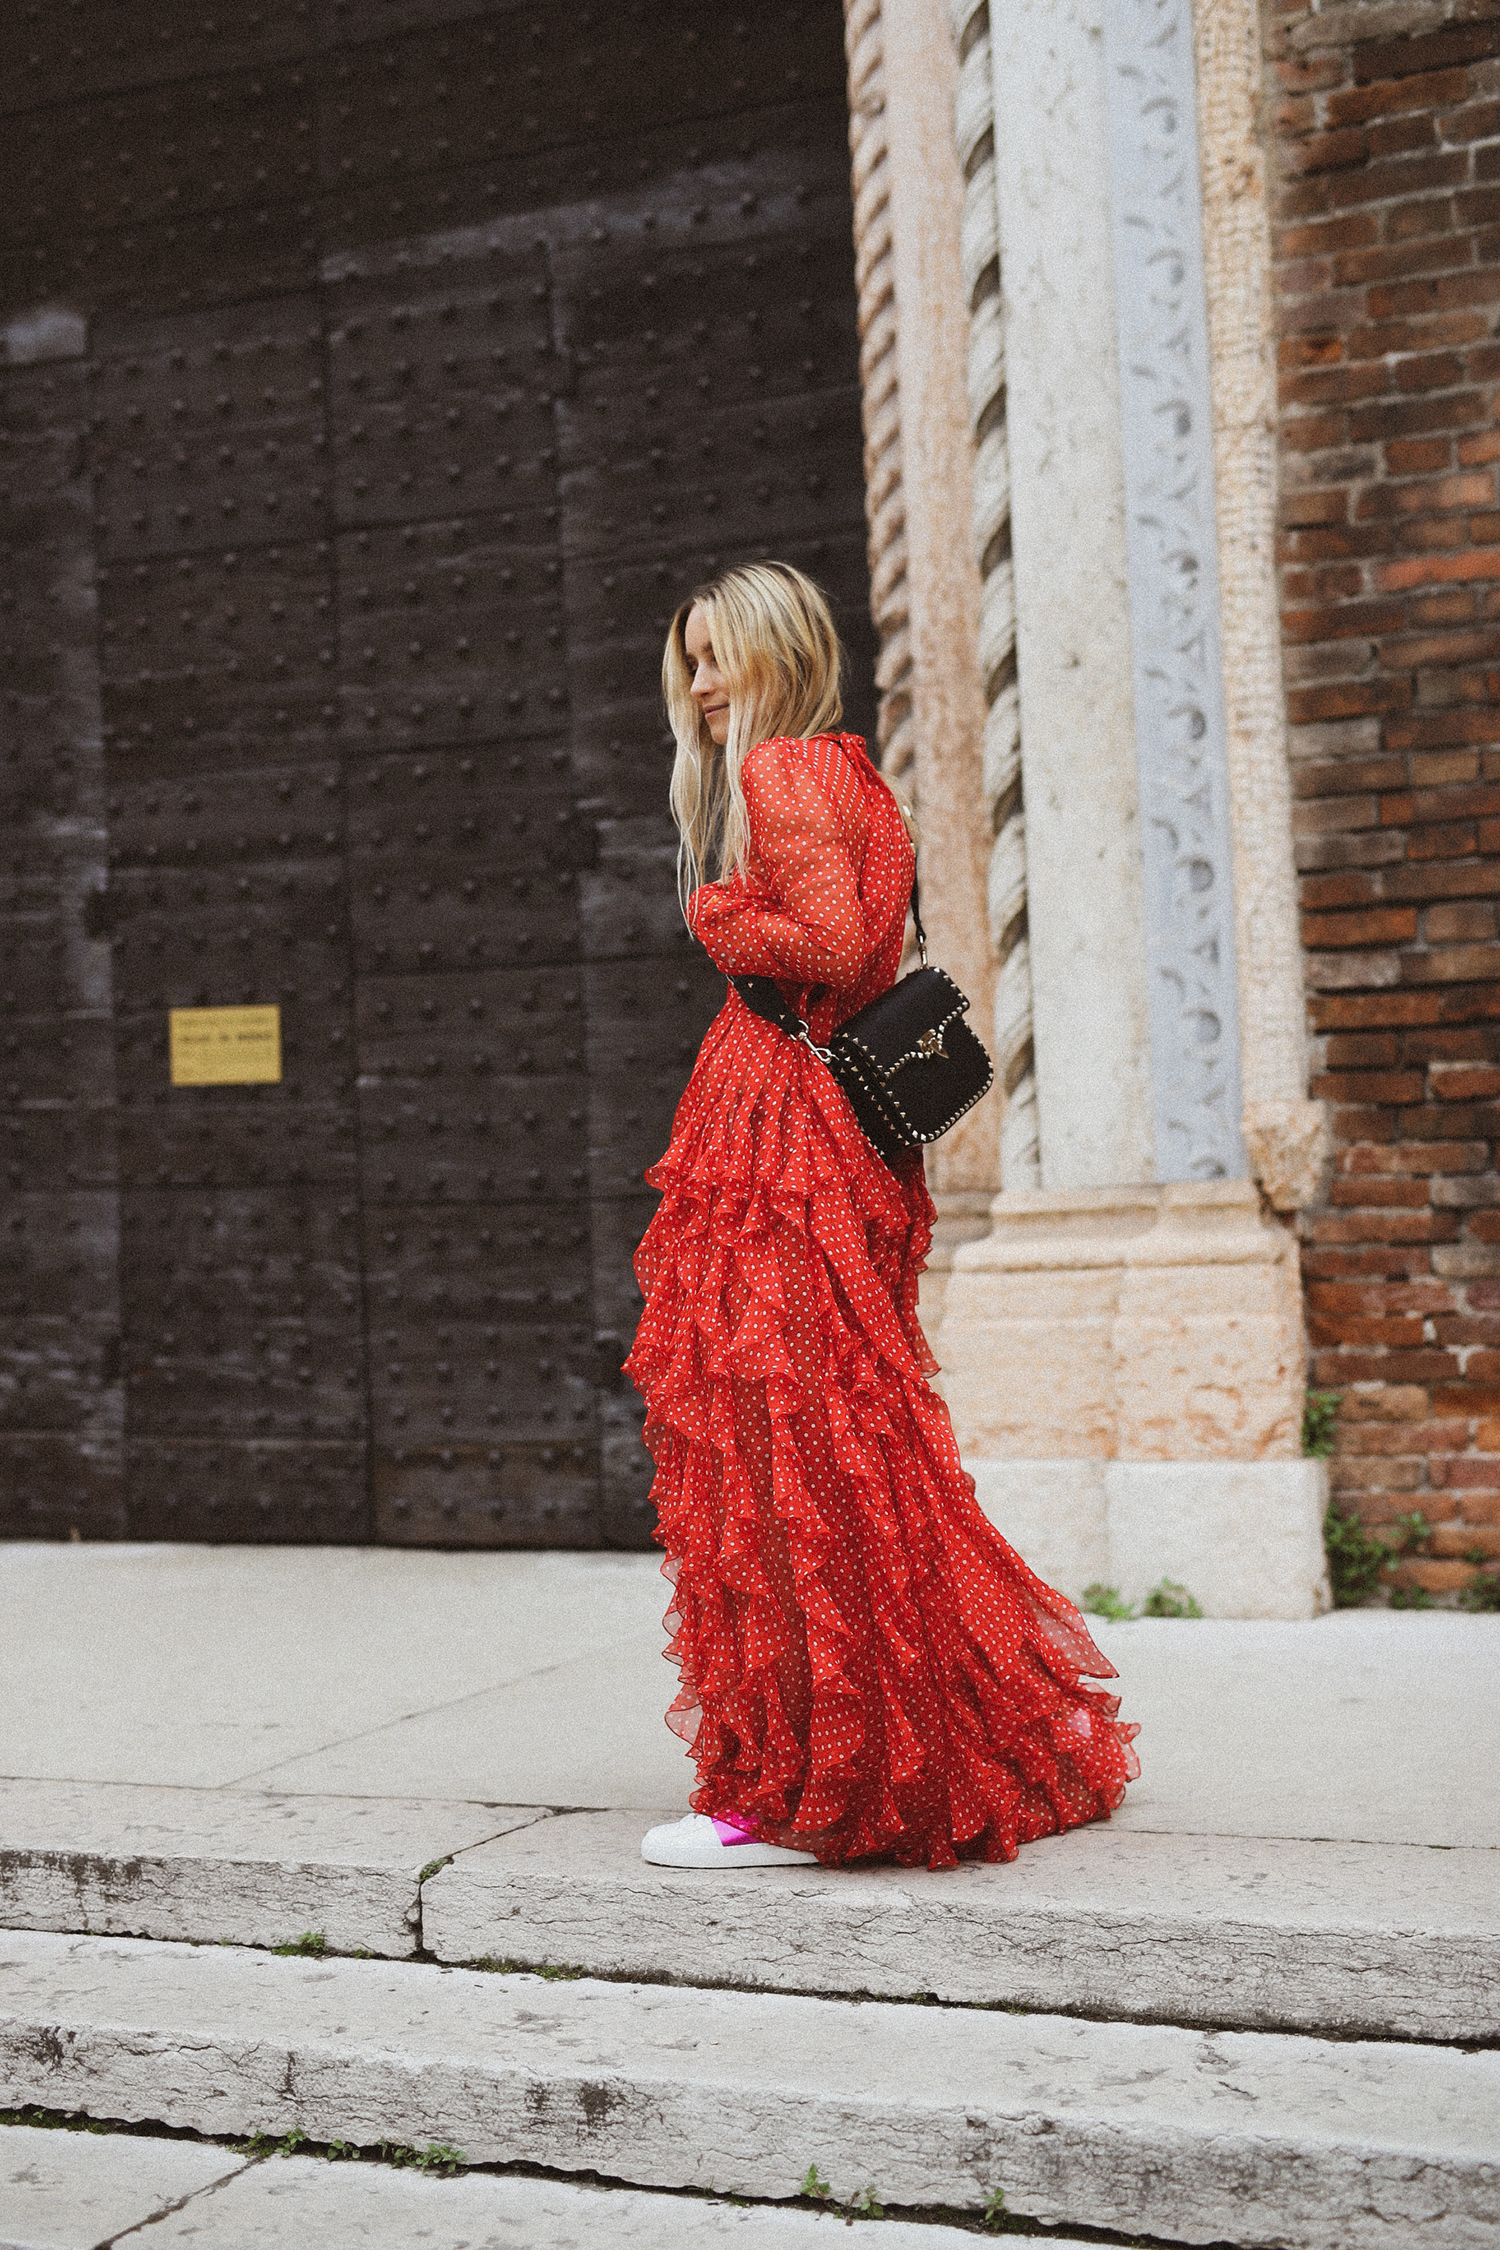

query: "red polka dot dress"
(624, 733), (1139, 1870)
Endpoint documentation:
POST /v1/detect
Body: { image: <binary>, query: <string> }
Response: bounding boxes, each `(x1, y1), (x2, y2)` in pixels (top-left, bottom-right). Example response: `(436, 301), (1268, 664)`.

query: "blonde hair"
(662, 560), (845, 907)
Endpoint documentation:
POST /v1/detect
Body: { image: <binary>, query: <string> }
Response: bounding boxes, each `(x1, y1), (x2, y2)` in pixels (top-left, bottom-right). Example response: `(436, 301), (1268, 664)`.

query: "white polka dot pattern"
(624, 734), (1139, 1870)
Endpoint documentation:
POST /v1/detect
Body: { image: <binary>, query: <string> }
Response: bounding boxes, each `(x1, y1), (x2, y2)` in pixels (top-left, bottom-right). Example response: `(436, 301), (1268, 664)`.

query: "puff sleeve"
(688, 738), (872, 989)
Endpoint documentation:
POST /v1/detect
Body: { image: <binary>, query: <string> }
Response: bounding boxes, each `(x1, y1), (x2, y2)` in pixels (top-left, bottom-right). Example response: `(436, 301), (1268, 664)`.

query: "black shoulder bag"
(730, 870), (994, 1169)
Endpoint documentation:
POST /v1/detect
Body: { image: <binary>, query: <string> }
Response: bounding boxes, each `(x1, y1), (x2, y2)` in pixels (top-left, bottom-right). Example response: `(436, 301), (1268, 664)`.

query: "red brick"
(1326, 67), (1472, 125)
(1399, 1557), (1481, 1590)
(1385, 706), (1500, 747)
(1281, 488), (1352, 528)
(1302, 907), (1420, 947)
(1385, 436), (1457, 473)
(1459, 431), (1500, 465)
(1395, 349), (1469, 392)
(1369, 113), (1441, 161)
(1311, 1313), (1432, 1346)
(1302, 875), (1384, 912)
(1287, 126), (1370, 174)
(1314, 1346), (1462, 1381)
(1283, 563), (1369, 600)
(1343, 1139), (1491, 1172)
(1326, 150), (1471, 209)
(1281, 363), (1392, 408)
(1432, 1452), (1500, 1487)
(1434, 1384), (1500, 1414)
(1433, 1522), (1500, 1554)
(1312, 989), (1446, 1027)
(1326, 1172), (1432, 1202)
(1382, 859), (1500, 898)
(1283, 408), (1354, 452)
(1424, 901), (1498, 939)
(1309, 1209), (1461, 1242)
(1353, 22), (1500, 82)
(1368, 269), (1500, 320)
(1287, 681), (1413, 721)
(1413, 783), (1500, 819)
(1358, 470), (1496, 515)
(1351, 392), (1486, 442)
(1432, 1062), (1500, 1097)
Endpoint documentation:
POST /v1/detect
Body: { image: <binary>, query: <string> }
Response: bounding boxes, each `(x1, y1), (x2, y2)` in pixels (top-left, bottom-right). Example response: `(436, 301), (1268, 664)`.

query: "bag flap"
(835, 966), (971, 1079)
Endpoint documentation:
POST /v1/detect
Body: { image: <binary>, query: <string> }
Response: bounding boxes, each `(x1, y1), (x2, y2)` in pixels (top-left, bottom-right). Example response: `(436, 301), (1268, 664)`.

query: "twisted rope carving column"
(947, 0), (1038, 1189)
(843, 0), (915, 789)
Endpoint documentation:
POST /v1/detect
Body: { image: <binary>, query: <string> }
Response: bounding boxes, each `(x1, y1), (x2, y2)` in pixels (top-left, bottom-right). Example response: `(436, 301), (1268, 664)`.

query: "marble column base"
(967, 1456), (1329, 1620)
(934, 1181), (1328, 1618)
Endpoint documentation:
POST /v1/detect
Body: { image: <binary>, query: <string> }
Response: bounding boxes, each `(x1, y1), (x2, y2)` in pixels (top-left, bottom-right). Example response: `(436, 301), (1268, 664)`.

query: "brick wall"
(1269, 0), (1500, 1593)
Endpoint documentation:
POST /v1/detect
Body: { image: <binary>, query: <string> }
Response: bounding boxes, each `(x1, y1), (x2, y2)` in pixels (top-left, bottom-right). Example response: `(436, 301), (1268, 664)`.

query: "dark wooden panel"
(0, 0), (318, 112)
(0, 1194), (120, 1431)
(336, 521), (566, 750)
(3, 1108), (118, 1194)
(108, 764), (345, 871)
(91, 301), (327, 562)
(1, 0), (873, 1550)
(0, 1437), (125, 1541)
(127, 1440), (370, 1543)
(0, 203), (321, 330)
(0, 67), (315, 249)
(348, 749), (587, 975)
(99, 548), (339, 776)
(116, 1105), (357, 1193)
(326, 255), (557, 532)
(321, 4), (845, 191)
(374, 1443), (599, 1548)
(120, 1190), (365, 1440)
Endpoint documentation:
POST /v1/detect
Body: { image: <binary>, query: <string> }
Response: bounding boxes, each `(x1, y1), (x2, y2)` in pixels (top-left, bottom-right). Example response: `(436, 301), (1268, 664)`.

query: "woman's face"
(684, 604), (731, 747)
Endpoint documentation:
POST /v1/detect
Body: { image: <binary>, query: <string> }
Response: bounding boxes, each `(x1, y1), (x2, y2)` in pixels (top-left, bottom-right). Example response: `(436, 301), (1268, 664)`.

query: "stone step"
(4, 1783), (1495, 2045)
(2, 1932), (1495, 2249)
(0, 1780), (537, 1959)
(425, 1810), (1500, 2045)
(0, 2122), (1012, 2250)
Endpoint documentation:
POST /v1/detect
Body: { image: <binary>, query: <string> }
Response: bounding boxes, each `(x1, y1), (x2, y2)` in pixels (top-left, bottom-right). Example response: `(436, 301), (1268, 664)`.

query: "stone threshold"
(0, 2119), (1044, 2250)
(1, 1780), (1495, 2045)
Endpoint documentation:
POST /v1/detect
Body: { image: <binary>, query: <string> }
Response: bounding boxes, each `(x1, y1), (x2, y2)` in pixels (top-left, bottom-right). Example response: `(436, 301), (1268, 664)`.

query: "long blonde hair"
(663, 561), (845, 907)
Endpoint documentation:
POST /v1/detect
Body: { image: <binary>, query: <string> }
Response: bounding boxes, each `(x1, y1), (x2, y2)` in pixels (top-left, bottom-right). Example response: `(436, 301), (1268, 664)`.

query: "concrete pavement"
(2, 1541), (1496, 1845)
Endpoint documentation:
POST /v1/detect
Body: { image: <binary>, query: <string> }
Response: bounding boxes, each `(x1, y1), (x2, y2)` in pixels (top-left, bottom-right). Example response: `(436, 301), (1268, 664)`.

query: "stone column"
(874, 0), (999, 1204)
(931, 0), (1329, 1616)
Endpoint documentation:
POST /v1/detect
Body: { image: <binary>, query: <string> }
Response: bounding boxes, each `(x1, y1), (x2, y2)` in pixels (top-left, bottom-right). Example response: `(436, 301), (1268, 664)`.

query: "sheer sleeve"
(688, 739), (871, 988)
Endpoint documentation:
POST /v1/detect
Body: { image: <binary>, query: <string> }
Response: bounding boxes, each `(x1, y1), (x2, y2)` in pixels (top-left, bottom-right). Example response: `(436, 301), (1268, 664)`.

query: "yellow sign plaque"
(169, 1005), (282, 1087)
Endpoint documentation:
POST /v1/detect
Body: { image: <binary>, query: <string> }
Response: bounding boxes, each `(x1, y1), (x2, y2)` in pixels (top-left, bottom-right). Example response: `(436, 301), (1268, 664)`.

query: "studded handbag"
(731, 870), (994, 1168)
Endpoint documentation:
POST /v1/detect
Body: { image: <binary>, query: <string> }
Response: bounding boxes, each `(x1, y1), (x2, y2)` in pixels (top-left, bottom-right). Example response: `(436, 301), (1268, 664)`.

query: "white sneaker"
(640, 1813), (819, 1868)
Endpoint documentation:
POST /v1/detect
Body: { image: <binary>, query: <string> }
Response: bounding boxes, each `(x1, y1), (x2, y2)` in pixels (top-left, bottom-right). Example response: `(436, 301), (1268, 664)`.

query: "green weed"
(272, 1931), (327, 1958)
(1459, 1568), (1500, 1611)
(1141, 1578), (1203, 1619)
(800, 2163), (831, 2200)
(1081, 1583), (1134, 1622)
(1301, 1388), (1340, 1457)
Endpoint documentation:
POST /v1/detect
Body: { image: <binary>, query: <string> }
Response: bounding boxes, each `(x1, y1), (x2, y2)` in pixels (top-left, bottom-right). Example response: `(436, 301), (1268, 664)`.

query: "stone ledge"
(423, 1809), (1499, 2044)
(1, 1931), (1493, 2246)
(0, 1781), (540, 1957)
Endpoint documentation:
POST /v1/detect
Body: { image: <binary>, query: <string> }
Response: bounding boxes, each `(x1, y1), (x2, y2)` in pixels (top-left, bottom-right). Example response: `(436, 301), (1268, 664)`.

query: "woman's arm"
(688, 739), (869, 987)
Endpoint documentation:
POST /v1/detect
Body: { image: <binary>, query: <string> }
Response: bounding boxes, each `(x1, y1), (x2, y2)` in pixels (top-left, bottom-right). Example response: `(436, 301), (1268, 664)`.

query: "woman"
(626, 563), (1138, 1871)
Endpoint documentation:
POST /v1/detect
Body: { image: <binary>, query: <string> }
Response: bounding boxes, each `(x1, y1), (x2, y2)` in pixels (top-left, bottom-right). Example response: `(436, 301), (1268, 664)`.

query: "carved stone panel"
(1103, 0), (1246, 1183)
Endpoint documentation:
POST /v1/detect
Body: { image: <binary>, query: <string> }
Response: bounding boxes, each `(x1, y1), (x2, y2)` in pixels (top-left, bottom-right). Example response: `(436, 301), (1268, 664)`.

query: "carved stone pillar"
(843, 0), (1001, 1333)
(928, 0), (1329, 1615)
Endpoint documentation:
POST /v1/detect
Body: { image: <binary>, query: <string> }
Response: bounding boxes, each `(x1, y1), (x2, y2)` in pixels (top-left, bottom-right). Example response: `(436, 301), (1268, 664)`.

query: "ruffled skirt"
(624, 991), (1139, 1870)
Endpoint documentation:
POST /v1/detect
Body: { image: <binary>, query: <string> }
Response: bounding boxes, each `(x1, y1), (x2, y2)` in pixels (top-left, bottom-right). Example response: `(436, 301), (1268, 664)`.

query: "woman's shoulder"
(744, 732), (869, 780)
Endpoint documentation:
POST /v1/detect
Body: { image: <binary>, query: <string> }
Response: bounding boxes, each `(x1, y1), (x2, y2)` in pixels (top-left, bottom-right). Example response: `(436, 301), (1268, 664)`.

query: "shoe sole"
(640, 1843), (820, 1868)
